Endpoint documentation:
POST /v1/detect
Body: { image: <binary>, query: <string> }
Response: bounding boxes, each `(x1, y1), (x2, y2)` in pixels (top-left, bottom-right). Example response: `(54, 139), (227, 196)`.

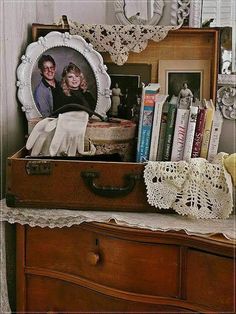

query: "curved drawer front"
(26, 225), (180, 297)
(26, 275), (194, 313)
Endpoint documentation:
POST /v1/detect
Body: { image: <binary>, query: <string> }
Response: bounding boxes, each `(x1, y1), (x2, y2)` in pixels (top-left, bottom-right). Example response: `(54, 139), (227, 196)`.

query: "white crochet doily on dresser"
(144, 153), (234, 219)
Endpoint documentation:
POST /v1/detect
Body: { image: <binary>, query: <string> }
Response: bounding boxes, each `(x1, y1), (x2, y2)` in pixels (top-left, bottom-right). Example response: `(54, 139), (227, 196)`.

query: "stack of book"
(136, 83), (168, 162)
(136, 84), (223, 163)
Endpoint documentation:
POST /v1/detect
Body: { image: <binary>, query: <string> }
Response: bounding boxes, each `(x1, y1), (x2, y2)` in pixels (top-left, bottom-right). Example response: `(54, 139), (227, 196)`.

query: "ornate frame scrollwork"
(217, 84), (236, 120)
(114, 0), (202, 27)
(176, 0), (202, 27)
(16, 31), (111, 120)
(114, 0), (164, 26)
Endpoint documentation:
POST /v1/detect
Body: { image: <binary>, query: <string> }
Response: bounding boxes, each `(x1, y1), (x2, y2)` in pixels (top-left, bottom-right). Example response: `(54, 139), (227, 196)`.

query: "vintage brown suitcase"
(6, 21), (219, 212)
(6, 147), (160, 212)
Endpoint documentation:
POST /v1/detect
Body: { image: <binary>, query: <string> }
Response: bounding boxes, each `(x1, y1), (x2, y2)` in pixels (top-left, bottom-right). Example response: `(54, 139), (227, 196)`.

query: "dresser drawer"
(26, 275), (192, 313)
(186, 249), (235, 312)
(18, 224), (235, 313)
(25, 225), (180, 298)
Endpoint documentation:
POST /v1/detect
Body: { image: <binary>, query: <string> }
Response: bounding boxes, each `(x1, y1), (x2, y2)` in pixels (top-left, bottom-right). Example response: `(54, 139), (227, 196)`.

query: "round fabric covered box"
(85, 118), (136, 161)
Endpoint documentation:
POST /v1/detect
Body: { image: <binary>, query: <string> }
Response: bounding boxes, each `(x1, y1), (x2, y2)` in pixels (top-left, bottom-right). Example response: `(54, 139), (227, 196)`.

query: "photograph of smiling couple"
(32, 47), (97, 118)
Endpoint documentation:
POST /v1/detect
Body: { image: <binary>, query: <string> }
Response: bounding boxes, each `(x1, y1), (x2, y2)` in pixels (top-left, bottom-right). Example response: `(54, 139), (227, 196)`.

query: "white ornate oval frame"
(114, 0), (164, 26)
(17, 31), (111, 120)
(114, 0), (202, 27)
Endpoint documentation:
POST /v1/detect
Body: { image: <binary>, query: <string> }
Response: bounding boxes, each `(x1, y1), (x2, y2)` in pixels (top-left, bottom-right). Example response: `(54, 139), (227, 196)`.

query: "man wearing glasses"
(34, 55), (62, 117)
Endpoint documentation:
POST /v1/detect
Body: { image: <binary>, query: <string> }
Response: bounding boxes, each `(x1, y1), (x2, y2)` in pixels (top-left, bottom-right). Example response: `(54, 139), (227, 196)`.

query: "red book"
(191, 103), (207, 158)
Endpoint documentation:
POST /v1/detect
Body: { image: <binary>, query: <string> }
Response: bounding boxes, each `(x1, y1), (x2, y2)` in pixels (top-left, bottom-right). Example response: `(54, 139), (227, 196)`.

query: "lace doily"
(68, 21), (181, 65)
(144, 153), (234, 219)
(0, 200), (235, 239)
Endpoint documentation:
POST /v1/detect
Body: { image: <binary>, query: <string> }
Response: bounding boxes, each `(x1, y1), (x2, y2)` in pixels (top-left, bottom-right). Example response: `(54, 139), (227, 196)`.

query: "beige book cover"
(200, 99), (215, 159)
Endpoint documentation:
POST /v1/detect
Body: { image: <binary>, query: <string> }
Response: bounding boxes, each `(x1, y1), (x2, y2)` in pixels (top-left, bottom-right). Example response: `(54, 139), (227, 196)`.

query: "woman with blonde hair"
(53, 62), (96, 115)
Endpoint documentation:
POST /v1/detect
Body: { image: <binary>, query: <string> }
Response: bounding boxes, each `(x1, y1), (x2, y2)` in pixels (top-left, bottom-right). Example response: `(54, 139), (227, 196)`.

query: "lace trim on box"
(144, 153), (234, 219)
(68, 21), (181, 65)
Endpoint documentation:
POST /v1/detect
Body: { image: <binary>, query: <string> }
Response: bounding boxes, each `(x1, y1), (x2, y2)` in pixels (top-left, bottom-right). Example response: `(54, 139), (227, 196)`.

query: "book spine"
(200, 102), (215, 159)
(191, 108), (207, 158)
(136, 93), (156, 162)
(138, 104), (155, 162)
(135, 85), (145, 162)
(149, 94), (168, 161)
(171, 108), (190, 161)
(207, 110), (223, 162)
(162, 104), (177, 161)
(182, 106), (198, 161)
(156, 111), (168, 161)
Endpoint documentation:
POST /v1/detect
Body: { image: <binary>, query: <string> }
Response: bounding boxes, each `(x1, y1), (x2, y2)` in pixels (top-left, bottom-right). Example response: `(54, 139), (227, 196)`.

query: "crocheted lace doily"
(68, 21), (181, 65)
(144, 153), (234, 219)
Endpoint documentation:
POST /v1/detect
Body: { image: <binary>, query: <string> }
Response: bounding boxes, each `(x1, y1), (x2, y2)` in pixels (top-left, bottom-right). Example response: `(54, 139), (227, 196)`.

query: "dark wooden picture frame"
(32, 15), (69, 41)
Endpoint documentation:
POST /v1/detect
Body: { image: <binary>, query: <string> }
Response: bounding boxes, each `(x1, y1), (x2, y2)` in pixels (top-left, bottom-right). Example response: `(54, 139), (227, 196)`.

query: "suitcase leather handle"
(81, 171), (141, 198)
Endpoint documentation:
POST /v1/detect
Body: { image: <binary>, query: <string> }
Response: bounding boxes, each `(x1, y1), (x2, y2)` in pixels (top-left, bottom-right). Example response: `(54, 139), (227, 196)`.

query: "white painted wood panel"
(202, 0), (235, 27)
(53, 0), (107, 24)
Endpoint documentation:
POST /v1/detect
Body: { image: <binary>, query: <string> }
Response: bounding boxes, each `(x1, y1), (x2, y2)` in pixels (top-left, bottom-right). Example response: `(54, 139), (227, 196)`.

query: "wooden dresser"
(16, 222), (235, 313)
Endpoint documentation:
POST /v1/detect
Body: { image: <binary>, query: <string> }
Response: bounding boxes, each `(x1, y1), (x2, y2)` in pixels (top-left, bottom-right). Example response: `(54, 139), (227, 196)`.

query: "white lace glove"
(26, 118), (57, 156)
(49, 111), (90, 156)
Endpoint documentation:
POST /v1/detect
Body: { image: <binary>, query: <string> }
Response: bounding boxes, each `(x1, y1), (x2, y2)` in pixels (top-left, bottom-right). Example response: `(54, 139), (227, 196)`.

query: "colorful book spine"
(138, 99), (155, 162)
(191, 105), (207, 158)
(136, 84), (145, 161)
(156, 105), (168, 161)
(171, 108), (190, 161)
(162, 103), (177, 161)
(183, 105), (198, 161)
(207, 109), (223, 162)
(200, 99), (215, 159)
(136, 83), (160, 162)
(149, 94), (168, 161)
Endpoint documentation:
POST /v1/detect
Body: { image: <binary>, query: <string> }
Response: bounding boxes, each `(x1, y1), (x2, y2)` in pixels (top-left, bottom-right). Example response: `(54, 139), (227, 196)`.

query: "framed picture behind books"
(106, 63), (151, 85)
(158, 60), (211, 102)
(109, 74), (141, 119)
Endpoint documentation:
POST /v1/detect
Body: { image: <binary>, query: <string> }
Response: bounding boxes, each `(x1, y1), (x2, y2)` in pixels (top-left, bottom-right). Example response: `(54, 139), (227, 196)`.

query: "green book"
(162, 98), (177, 161)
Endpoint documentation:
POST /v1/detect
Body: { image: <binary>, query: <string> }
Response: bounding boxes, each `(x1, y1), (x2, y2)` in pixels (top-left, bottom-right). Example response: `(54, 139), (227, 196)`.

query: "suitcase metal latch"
(26, 161), (52, 175)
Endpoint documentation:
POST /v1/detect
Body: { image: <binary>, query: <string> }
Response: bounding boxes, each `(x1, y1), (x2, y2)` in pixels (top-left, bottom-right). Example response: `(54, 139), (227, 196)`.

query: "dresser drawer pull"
(81, 171), (141, 198)
(87, 252), (100, 266)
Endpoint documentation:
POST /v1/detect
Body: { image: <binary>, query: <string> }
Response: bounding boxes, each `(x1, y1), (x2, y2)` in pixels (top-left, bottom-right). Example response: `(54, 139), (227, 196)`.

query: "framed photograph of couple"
(16, 31), (111, 121)
(158, 60), (211, 102)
